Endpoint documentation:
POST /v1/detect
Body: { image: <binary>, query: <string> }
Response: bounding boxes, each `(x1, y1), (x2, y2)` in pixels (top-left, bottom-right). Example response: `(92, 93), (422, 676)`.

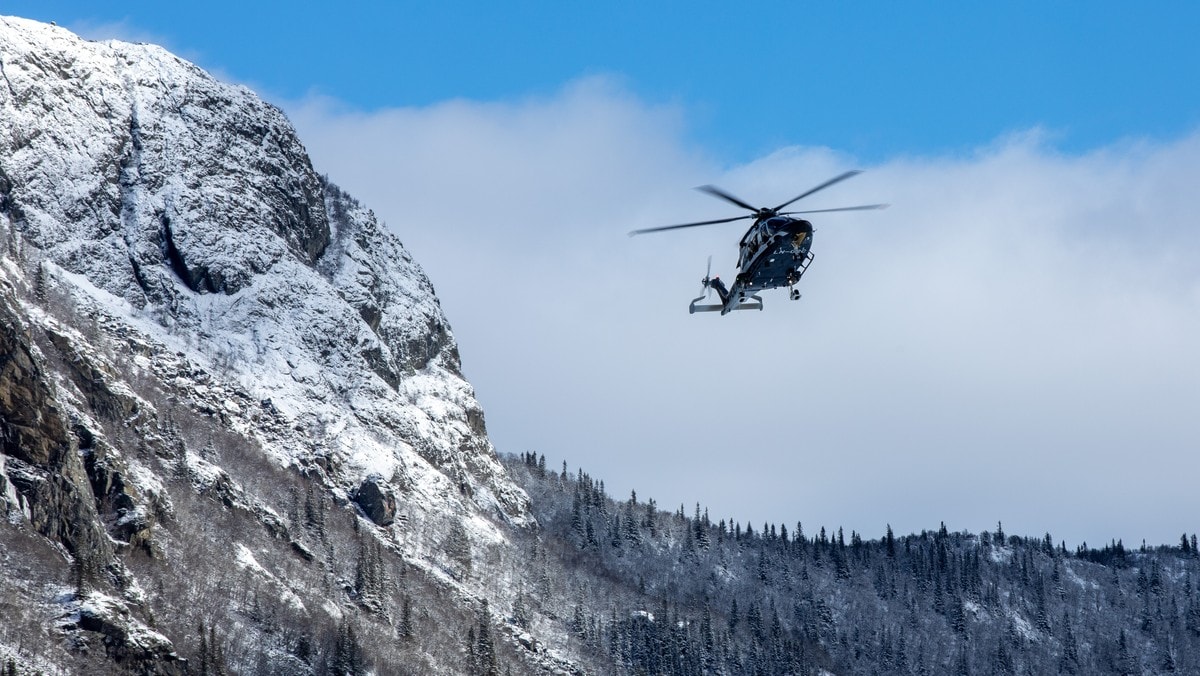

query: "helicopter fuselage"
(717, 216), (814, 313)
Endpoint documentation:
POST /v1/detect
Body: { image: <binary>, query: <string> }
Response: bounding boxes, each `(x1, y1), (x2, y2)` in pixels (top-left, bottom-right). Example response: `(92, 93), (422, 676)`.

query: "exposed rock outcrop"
(0, 291), (114, 572)
(353, 475), (396, 527)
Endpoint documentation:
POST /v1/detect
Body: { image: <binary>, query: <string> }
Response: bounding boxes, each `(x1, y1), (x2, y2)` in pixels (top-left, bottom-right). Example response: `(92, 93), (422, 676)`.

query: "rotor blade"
(628, 214), (752, 236)
(706, 255), (712, 279)
(696, 185), (759, 212)
(781, 203), (890, 215)
(772, 170), (863, 212)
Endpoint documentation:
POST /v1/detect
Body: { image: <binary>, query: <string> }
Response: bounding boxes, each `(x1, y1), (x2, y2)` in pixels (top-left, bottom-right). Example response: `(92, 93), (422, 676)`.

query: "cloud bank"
(286, 79), (1200, 548)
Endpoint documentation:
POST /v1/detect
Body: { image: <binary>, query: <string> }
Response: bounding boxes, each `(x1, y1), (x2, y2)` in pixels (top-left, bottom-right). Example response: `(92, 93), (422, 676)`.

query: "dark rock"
(290, 540), (315, 562)
(45, 327), (140, 423)
(353, 475), (395, 526)
(0, 297), (71, 467)
(0, 295), (115, 567)
(77, 596), (184, 674)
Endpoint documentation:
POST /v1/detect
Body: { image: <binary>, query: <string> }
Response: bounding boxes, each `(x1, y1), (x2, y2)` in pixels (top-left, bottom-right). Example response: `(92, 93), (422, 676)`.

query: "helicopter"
(629, 170), (886, 315)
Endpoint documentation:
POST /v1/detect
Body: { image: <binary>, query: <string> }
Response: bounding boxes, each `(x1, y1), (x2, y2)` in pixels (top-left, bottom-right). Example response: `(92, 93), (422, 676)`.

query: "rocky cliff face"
(0, 16), (553, 674)
(0, 15), (528, 519)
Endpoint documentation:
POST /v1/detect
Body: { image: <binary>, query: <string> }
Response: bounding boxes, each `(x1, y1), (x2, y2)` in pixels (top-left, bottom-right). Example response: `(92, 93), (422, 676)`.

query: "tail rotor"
(690, 255), (724, 313)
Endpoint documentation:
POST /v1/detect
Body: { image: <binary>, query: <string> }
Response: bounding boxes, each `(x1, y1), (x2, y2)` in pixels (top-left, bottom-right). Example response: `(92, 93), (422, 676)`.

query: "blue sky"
(13, 1), (1200, 161)
(9, 3), (1200, 546)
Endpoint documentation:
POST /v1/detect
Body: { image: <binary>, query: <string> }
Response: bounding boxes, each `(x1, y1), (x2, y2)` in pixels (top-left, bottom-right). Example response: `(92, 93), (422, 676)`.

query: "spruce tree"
(466, 626), (478, 674)
(399, 595), (415, 640)
(623, 500), (641, 546)
(198, 620), (210, 676)
(477, 601), (498, 676)
(333, 620), (363, 676)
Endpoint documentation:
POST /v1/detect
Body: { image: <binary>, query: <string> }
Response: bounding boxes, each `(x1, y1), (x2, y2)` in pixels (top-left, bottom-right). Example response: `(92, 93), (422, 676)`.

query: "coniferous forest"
(502, 453), (1200, 675)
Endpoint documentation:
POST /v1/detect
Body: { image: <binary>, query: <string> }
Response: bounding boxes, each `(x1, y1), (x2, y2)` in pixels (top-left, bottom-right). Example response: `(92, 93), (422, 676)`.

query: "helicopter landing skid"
(689, 295), (764, 314)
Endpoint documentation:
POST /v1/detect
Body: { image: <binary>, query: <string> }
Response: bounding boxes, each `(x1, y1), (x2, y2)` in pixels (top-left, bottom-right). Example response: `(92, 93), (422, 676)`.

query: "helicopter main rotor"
(629, 170), (887, 236)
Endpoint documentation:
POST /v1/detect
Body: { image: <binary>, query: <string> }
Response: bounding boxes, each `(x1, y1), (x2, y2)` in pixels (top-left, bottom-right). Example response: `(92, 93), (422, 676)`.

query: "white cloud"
(285, 80), (1200, 548)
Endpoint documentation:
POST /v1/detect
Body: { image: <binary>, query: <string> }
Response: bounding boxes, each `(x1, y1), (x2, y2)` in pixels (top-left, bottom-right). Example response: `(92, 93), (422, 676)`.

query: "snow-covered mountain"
(0, 15), (528, 524)
(0, 15), (548, 673)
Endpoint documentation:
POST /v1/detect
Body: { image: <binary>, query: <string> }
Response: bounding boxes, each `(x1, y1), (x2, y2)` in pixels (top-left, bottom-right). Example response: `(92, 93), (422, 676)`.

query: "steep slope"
(0, 15), (527, 525)
(0, 15), (554, 674)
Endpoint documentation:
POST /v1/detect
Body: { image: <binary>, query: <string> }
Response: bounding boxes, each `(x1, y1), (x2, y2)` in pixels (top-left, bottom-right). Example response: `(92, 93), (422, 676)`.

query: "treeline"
(508, 452), (1200, 675)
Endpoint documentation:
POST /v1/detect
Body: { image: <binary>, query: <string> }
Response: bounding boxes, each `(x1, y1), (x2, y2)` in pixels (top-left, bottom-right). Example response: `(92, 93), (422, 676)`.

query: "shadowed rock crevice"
(159, 213), (203, 293)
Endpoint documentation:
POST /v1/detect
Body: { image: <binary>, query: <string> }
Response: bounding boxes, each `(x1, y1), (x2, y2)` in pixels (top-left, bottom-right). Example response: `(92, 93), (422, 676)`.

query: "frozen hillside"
(0, 15), (528, 525)
(0, 16), (556, 672)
